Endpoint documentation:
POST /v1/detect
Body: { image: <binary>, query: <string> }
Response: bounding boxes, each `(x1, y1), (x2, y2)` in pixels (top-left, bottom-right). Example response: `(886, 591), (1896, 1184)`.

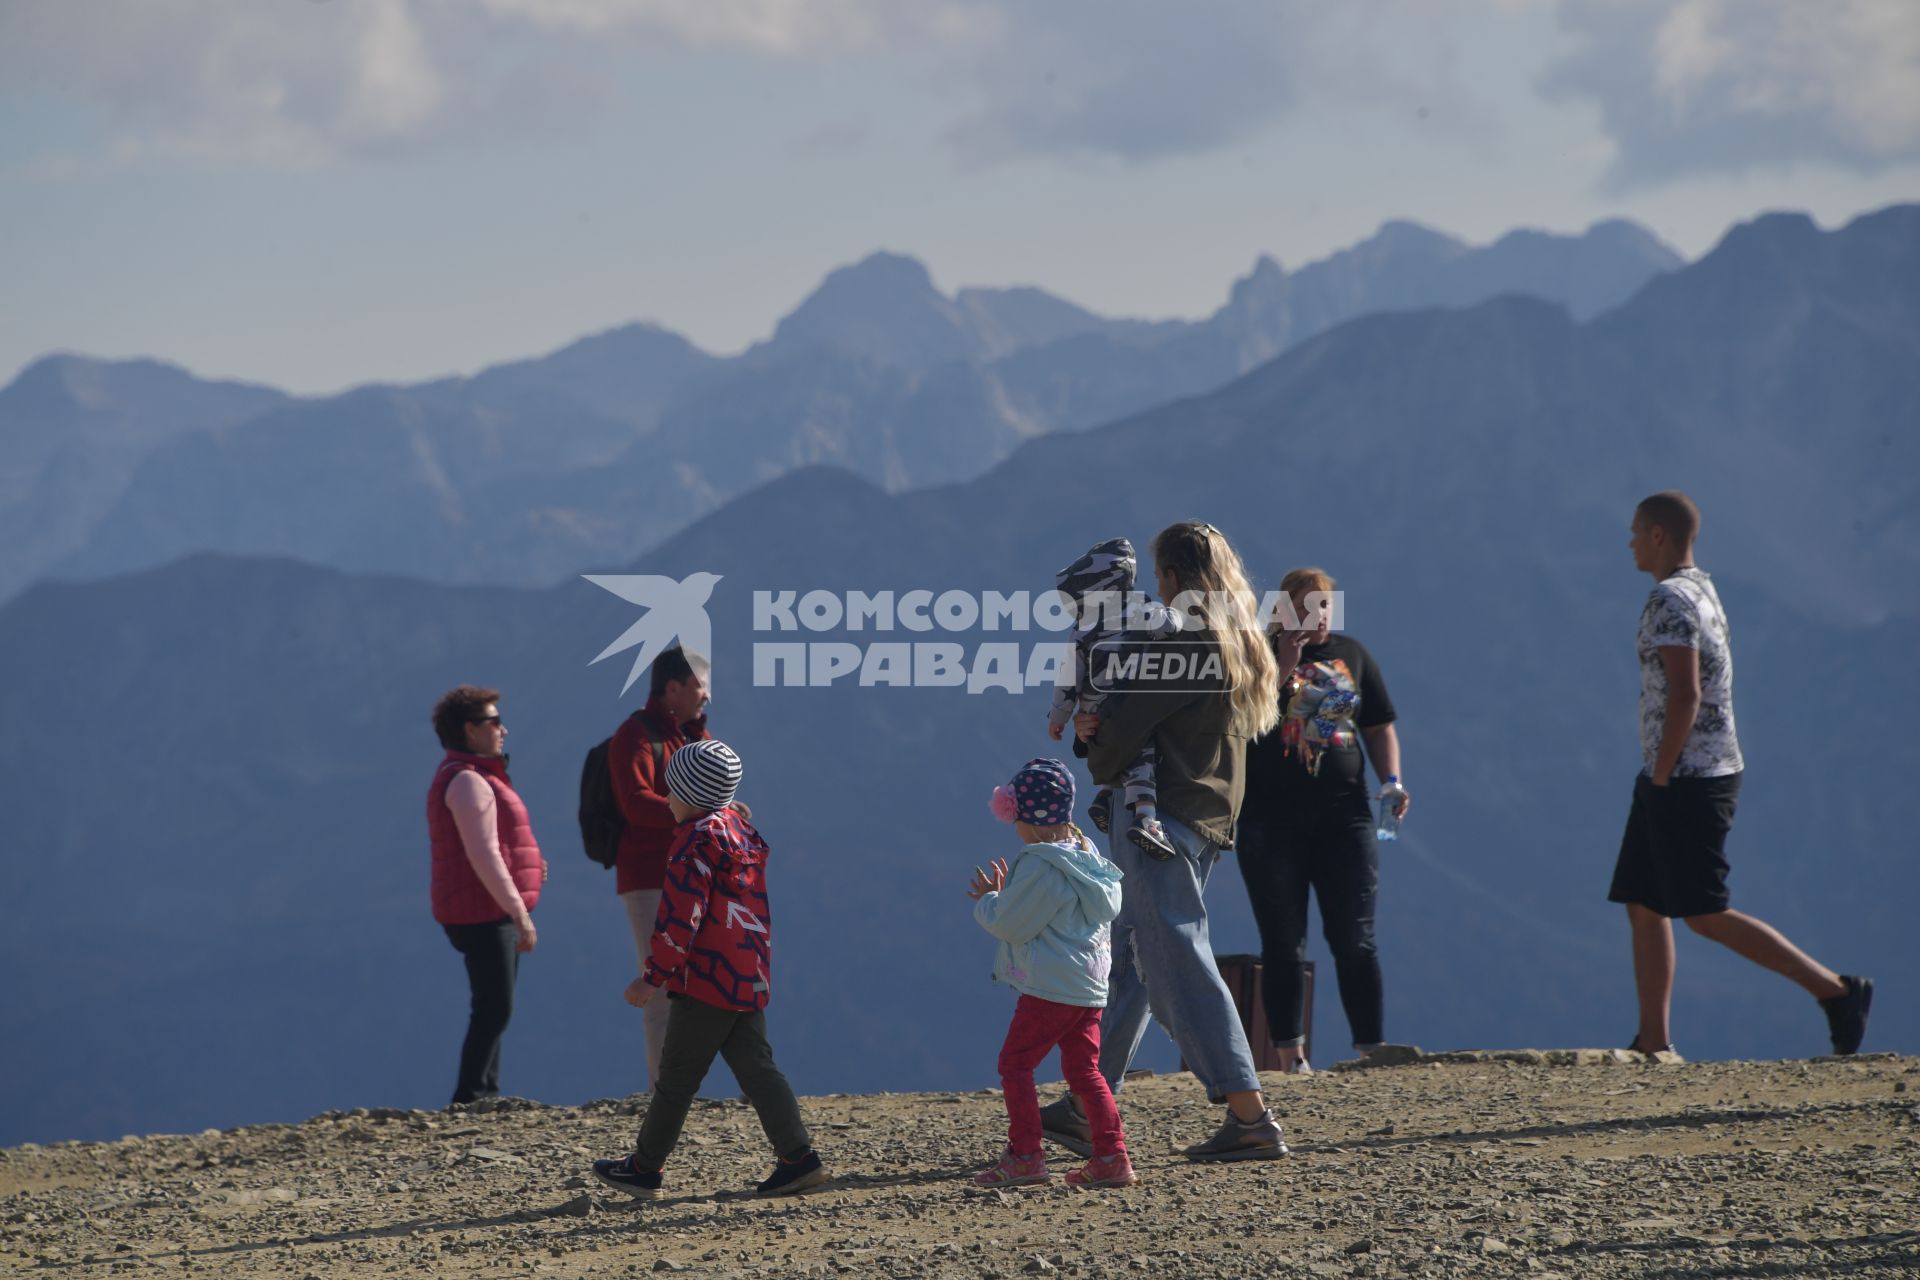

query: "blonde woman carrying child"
(969, 758), (1135, 1188)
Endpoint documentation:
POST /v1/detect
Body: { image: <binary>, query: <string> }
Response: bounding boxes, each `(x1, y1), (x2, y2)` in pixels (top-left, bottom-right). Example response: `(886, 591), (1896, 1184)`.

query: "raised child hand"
(968, 858), (1010, 900)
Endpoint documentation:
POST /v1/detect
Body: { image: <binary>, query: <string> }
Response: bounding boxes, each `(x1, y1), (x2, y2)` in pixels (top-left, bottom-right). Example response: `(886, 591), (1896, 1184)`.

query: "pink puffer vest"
(428, 751), (543, 925)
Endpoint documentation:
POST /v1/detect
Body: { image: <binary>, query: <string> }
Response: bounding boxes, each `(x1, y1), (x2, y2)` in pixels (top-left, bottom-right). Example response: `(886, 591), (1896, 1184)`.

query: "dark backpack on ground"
(578, 714), (662, 869)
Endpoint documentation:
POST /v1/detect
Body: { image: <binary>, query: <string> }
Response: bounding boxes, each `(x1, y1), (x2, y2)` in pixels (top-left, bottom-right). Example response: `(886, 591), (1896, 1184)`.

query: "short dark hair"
(648, 645), (704, 700)
(1636, 490), (1701, 548)
(432, 684), (500, 750)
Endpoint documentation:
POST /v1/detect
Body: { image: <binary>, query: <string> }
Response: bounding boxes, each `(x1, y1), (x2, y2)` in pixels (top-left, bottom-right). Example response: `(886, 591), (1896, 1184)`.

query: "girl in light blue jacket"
(968, 758), (1135, 1189)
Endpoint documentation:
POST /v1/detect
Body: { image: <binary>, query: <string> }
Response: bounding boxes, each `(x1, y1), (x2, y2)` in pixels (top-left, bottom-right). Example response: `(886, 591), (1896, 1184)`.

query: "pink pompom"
(988, 785), (1019, 823)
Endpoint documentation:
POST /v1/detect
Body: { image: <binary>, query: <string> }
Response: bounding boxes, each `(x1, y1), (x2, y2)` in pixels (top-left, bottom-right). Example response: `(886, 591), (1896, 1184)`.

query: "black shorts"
(1607, 771), (1742, 919)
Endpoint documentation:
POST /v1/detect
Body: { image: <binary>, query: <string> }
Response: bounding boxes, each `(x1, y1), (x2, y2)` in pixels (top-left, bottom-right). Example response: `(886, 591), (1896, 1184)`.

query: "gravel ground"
(4, 1053), (1917, 1279)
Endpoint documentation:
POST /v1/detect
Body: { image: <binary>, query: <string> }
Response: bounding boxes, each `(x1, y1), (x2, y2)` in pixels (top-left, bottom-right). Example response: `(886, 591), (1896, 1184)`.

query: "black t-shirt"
(1242, 633), (1396, 820)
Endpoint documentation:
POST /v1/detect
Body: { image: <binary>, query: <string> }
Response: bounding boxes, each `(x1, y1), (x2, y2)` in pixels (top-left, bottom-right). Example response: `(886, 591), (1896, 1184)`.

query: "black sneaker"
(1821, 975), (1873, 1055)
(756, 1149), (828, 1197)
(592, 1154), (662, 1199)
(1087, 791), (1113, 835)
(1126, 814), (1176, 860)
(1038, 1095), (1094, 1157)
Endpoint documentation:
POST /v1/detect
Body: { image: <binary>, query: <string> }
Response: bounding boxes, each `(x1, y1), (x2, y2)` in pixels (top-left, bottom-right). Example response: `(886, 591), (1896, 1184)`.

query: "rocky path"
(4, 1054), (1917, 1278)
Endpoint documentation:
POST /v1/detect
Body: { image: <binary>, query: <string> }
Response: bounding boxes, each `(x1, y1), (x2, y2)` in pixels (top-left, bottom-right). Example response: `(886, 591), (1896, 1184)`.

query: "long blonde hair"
(1151, 521), (1280, 738)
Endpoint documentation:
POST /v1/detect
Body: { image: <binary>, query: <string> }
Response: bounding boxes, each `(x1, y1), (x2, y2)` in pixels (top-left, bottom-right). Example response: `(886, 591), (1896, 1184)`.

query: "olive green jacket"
(1084, 631), (1246, 849)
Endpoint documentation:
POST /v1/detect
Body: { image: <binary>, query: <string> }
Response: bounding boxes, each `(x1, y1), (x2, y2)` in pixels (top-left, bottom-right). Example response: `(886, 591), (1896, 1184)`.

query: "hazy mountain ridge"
(2, 216), (1684, 600)
(1, 206), (1911, 1145)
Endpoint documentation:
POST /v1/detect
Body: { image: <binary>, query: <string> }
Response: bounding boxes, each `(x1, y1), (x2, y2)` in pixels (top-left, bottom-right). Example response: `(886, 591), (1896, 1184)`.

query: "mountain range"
(1, 204), (1912, 1146)
(0, 218), (1680, 603)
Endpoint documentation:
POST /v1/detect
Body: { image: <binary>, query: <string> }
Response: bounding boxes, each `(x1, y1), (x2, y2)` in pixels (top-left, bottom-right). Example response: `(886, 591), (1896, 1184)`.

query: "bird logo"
(583, 572), (723, 696)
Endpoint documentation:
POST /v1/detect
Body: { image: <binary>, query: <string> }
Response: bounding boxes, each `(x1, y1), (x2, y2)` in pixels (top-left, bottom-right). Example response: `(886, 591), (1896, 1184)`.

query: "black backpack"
(578, 715), (662, 869)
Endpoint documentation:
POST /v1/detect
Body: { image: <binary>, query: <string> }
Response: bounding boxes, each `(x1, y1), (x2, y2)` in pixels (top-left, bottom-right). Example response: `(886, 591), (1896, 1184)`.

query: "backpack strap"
(630, 710), (667, 776)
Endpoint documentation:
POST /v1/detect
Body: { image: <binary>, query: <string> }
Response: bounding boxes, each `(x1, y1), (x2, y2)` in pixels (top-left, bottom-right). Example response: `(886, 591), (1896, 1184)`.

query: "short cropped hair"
(431, 684), (500, 750)
(647, 645), (707, 700)
(1636, 491), (1701, 548)
(1279, 566), (1337, 600)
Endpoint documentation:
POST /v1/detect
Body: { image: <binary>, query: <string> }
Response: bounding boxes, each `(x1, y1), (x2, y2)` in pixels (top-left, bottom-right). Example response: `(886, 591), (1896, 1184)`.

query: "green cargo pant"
(634, 995), (812, 1168)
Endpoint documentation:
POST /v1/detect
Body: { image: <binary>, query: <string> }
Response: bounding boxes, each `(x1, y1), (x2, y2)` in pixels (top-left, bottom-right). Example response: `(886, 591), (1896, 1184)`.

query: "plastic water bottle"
(1375, 776), (1406, 843)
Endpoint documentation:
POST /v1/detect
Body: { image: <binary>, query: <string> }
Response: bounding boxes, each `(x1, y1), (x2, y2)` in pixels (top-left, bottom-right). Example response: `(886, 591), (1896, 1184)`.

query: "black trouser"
(634, 995), (811, 1169)
(443, 919), (520, 1104)
(1236, 789), (1383, 1049)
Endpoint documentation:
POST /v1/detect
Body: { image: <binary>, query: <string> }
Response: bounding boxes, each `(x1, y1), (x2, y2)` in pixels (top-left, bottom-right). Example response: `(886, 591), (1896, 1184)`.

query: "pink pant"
(997, 994), (1127, 1158)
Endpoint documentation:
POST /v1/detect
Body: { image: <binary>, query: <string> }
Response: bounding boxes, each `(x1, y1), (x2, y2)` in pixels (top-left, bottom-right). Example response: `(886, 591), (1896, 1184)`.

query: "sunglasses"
(469, 715), (503, 727)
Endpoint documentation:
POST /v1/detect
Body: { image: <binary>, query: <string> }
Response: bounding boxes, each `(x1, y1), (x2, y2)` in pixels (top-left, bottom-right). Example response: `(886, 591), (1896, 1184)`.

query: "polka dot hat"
(990, 757), (1076, 826)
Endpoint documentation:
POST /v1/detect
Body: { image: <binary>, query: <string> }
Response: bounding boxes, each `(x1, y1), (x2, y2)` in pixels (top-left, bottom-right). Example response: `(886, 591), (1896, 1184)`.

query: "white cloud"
(15, 0), (1909, 184)
(0, 0), (595, 171)
(0, 0), (1495, 173)
(1545, 0), (1920, 187)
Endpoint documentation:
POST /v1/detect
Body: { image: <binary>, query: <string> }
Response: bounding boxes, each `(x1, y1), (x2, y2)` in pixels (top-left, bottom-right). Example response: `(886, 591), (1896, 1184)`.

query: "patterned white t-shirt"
(1637, 566), (1744, 778)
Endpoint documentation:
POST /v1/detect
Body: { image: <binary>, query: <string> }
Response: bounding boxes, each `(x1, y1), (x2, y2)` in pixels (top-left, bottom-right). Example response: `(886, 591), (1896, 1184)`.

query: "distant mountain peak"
(1366, 219), (1468, 258)
(768, 251), (981, 371)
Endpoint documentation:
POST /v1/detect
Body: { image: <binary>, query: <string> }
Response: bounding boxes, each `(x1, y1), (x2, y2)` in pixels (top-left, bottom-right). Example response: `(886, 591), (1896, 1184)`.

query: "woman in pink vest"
(428, 685), (547, 1105)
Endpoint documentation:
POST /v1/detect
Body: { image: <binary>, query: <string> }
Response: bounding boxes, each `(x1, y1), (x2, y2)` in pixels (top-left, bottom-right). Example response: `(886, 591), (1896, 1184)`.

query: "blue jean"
(1098, 811), (1261, 1102)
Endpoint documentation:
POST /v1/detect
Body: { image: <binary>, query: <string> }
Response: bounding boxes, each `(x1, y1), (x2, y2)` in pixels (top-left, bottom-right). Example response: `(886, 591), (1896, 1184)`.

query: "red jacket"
(428, 751), (543, 925)
(609, 698), (709, 893)
(643, 807), (772, 1012)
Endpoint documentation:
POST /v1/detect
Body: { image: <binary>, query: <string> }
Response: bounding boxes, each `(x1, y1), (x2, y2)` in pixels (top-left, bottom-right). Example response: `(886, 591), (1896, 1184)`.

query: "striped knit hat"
(664, 739), (743, 811)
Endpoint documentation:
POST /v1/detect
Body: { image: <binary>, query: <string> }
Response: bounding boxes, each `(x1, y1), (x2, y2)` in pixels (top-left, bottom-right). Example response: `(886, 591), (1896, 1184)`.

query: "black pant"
(635, 996), (812, 1169)
(1236, 791), (1383, 1049)
(444, 919), (520, 1104)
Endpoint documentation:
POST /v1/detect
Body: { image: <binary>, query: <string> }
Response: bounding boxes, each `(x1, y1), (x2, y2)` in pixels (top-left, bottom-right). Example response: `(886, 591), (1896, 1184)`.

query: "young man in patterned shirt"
(1608, 491), (1872, 1058)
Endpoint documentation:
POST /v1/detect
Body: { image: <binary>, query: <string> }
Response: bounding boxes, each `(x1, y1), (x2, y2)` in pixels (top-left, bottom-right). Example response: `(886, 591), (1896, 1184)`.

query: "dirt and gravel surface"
(4, 1052), (1917, 1279)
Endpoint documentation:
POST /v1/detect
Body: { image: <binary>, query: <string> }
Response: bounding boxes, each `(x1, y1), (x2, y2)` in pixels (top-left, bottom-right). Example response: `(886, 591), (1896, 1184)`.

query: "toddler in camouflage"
(1049, 537), (1180, 859)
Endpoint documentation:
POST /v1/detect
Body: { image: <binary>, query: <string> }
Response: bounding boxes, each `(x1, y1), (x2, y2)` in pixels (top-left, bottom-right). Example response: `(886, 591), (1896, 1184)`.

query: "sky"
(1, 0), (1917, 395)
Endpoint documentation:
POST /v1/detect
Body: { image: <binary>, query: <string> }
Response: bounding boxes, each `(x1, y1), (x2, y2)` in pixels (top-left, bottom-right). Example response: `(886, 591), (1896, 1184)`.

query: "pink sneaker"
(1065, 1152), (1138, 1188)
(973, 1148), (1051, 1187)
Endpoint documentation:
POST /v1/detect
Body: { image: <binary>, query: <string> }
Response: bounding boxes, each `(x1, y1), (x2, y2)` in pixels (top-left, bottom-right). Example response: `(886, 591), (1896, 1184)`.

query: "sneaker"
(1281, 1058), (1314, 1076)
(1624, 1034), (1676, 1059)
(1181, 1108), (1288, 1162)
(1087, 791), (1113, 834)
(1126, 814), (1177, 860)
(1064, 1152), (1137, 1189)
(756, 1149), (828, 1197)
(1821, 975), (1873, 1055)
(1038, 1095), (1094, 1157)
(591, 1154), (662, 1199)
(974, 1147), (1050, 1188)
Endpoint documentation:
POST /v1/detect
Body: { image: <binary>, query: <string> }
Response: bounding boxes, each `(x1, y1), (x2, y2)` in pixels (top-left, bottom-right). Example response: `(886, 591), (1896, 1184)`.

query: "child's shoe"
(1087, 790), (1113, 834)
(756, 1149), (828, 1197)
(1065, 1152), (1137, 1188)
(591, 1154), (662, 1199)
(1127, 813), (1176, 860)
(973, 1147), (1051, 1187)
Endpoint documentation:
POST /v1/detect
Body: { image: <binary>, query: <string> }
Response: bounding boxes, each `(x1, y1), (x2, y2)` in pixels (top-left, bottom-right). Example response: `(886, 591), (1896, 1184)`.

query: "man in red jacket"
(608, 645), (712, 1088)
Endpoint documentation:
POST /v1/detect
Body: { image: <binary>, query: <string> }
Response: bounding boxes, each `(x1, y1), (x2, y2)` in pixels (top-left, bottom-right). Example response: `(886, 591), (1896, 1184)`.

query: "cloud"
(28, 0), (1906, 185)
(0, 0), (604, 171)
(1544, 0), (1920, 187)
(0, 0), (1494, 175)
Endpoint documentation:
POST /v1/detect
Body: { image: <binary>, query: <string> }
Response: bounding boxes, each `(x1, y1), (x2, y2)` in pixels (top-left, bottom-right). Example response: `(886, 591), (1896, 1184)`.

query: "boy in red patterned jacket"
(592, 740), (828, 1199)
